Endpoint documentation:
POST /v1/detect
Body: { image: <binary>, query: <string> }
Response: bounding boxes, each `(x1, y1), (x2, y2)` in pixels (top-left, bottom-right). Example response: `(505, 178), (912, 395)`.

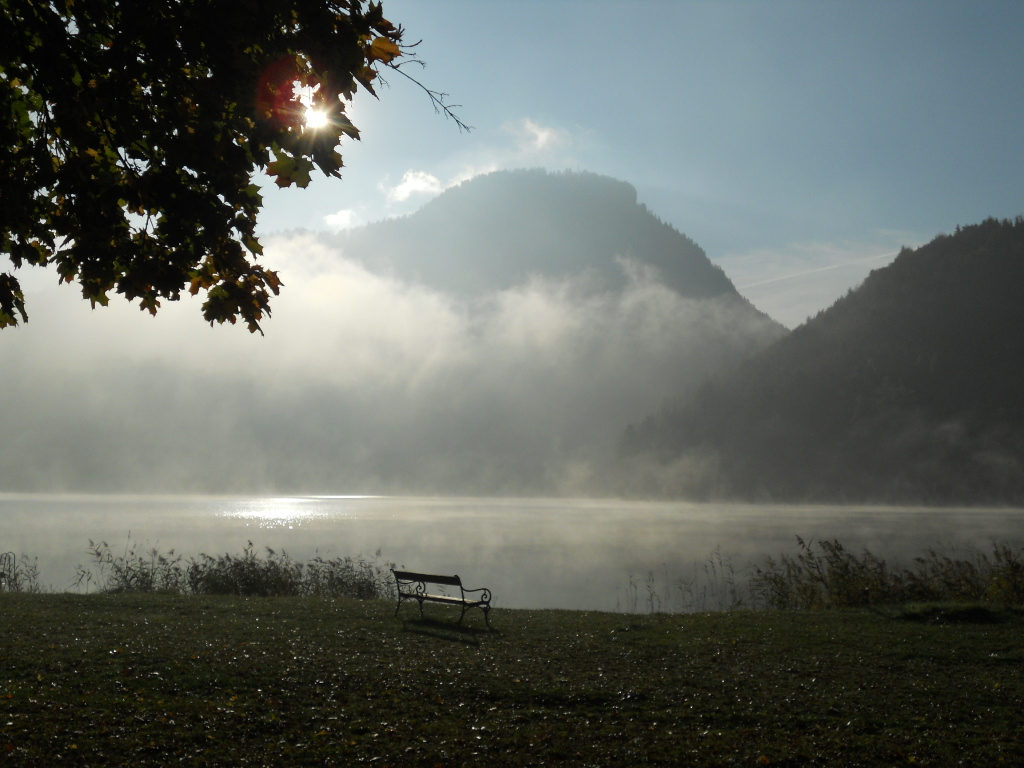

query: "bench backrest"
(392, 570), (462, 588)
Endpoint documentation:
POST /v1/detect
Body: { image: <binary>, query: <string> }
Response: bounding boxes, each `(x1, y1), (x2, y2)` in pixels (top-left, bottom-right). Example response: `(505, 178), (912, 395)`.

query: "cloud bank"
(1, 234), (777, 495)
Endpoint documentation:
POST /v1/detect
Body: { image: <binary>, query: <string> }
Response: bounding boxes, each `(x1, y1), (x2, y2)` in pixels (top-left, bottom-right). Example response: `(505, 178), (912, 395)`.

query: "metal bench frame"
(0, 552), (14, 591)
(392, 570), (492, 628)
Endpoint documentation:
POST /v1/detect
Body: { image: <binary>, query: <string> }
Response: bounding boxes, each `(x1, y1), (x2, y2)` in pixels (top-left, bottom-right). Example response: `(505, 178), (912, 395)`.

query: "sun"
(304, 106), (330, 130)
(296, 79), (330, 130)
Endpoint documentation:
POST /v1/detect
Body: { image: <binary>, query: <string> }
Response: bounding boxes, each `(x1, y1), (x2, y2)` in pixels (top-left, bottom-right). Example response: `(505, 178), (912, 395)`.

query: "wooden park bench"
(392, 570), (492, 628)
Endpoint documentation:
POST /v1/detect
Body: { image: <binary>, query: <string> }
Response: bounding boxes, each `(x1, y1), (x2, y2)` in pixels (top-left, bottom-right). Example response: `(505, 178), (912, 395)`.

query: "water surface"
(2, 494), (1022, 611)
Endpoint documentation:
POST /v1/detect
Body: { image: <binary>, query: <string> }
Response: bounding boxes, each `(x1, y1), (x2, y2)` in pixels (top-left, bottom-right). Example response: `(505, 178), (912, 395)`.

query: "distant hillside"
(327, 168), (740, 300)
(620, 217), (1024, 504)
(259, 168), (782, 496)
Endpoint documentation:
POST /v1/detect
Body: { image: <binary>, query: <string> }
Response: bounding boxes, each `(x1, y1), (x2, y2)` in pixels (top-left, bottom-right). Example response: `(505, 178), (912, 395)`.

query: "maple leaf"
(369, 37), (401, 64)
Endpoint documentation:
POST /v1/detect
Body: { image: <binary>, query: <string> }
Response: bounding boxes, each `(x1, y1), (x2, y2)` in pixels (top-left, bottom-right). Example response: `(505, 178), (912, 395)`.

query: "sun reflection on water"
(216, 496), (379, 528)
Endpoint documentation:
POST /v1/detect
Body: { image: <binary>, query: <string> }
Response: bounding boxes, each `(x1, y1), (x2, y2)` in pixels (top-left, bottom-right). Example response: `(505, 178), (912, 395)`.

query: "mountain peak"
(331, 169), (738, 299)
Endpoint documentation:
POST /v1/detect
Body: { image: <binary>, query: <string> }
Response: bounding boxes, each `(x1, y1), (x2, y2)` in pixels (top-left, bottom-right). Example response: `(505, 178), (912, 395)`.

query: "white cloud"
(373, 165), (498, 216)
(357, 119), (582, 223)
(383, 170), (445, 204)
(513, 118), (570, 154)
(323, 208), (363, 230)
(447, 162), (500, 188)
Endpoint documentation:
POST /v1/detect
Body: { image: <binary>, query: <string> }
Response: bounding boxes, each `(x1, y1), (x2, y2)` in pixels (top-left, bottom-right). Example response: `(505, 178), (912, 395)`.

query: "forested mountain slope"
(621, 217), (1024, 504)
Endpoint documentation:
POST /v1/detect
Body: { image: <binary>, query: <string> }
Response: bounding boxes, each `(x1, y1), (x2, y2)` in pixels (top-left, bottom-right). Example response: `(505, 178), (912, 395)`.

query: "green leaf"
(290, 157), (314, 188)
(243, 235), (263, 256)
(267, 155), (297, 187)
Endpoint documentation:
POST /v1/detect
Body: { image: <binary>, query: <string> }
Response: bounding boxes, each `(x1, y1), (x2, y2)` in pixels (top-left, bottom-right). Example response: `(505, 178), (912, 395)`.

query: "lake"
(2, 494), (1022, 611)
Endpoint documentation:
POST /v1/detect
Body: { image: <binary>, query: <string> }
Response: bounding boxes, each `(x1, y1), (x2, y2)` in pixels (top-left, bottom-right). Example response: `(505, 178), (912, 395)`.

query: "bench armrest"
(461, 585), (492, 603)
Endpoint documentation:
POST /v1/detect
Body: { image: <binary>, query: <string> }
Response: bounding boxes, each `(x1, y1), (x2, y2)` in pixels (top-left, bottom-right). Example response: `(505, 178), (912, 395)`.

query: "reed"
(69, 537), (396, 600)
(751, 537), (1024, 610)
(618, 547), (749, 613)
(8, 536), (1024, 614)
(0, 554), (42, 593)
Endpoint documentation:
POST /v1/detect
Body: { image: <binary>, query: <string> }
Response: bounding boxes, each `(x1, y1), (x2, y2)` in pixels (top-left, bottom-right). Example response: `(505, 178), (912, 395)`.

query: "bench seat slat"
(415, 593), (487, 603)
(419, 593), (483, 605)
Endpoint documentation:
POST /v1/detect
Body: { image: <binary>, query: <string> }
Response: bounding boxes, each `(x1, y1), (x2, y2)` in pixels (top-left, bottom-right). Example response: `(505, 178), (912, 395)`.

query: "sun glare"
(295, 79), (330, 131)
(304, 107), (329, 130)
(218, 497), (332, 529)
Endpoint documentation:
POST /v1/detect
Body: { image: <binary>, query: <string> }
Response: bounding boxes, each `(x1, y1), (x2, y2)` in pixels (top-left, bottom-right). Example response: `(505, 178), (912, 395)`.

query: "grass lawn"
(2, 593), (1022, 766)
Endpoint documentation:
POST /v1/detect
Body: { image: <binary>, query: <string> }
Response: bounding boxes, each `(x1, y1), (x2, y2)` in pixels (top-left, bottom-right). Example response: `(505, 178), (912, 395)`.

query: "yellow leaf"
(369, 37), (400, 64)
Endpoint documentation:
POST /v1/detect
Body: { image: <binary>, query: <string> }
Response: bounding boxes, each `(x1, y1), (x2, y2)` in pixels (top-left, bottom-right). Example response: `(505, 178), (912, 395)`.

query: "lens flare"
(304, 107), (329, 130)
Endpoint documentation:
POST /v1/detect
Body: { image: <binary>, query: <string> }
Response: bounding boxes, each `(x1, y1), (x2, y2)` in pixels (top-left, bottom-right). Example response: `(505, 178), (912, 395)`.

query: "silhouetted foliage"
(752, 537), (1024, 610)
(1, 0), (459, 331)
(74, 538), (396, 599)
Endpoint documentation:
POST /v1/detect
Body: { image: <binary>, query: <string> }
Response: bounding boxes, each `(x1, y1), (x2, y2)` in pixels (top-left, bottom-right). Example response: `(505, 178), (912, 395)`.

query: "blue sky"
(259, 0), (1024, 327)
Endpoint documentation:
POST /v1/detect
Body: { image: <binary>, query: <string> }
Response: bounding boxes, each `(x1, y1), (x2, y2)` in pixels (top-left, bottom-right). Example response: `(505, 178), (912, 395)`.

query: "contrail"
(738, 250), (899, 289)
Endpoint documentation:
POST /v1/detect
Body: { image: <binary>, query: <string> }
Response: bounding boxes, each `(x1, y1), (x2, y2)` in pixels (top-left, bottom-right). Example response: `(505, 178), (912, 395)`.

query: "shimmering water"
(2, 494), (1022, 611)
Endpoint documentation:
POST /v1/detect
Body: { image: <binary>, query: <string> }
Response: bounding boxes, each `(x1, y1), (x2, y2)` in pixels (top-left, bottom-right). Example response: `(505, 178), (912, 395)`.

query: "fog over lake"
(4, 494), (1022, 612)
